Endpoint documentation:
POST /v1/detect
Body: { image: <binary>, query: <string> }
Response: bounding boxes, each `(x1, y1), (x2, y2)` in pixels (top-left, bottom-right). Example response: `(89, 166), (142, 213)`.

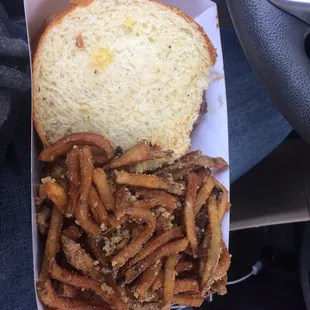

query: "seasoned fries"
(173, 293), (204, 307)
(162, 254), (180, 309)
(36, 133), (230, 309)
(136, 262), (162, 299)
(115, 170), (185, 195)
(124, 238), (189, 283)
(184, 172), (198, 257)
(76, 147), (101, 235)
(93, 168), (115, 212)
(39, 132), (115, 164)
(43, 182), (68, 214)
(174, 279), (200, 294)
(127, 226), (184, 268)
(200, 195), (222, 294)
(66, 147), (80, 216)
(111, 208), (156, 269)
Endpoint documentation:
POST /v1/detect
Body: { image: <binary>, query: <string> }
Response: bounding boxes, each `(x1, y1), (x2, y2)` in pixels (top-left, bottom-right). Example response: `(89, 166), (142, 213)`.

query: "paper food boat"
(24, 0), (229, 308)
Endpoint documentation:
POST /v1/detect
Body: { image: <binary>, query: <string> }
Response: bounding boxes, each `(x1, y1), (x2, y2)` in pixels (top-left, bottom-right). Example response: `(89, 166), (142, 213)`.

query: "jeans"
(0, 10), (292, 310)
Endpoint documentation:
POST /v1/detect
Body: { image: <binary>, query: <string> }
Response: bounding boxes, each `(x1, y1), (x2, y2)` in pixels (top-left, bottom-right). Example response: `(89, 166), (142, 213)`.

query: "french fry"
(62, 225), (83, 241)
(136, 262), (162, 299)
(151, 270), (164, 291)
(214, 240), (231, 281)
(38, 206), (63, 283)
(162, 254), (180, 310)
(37, 205), (51, 235)
(196, 168), (211, 187)
(155, 151), (228, 175)
(86, 237), (124, 297)
(115, 170), (185, 195)
(61, 235), (105, 282)
(124, 238), (189, 283)
(211, 274), (227, 296)
(172, 293), (204, 307)
(195, 175), (215, 215)
(38, 280), (110, 310)
(105, 141), (167, 169)
(111, 208), (156, 269)
(66, 147), (80, 216)
(49, 259), (128, 310)
(184, 172), (198, 257)
(43, 182), (68, 214)
(127, 227), (184, 268)
(199, 195), (222, 294)
(58, 282), (79, 298)
(135, 189), (176, 211)
(88, 185), (109, 227)
(214, 180), (230, 221)
(115, 186), (131, 220)
(75, 147), (101, 235)
(39, 132), (115, 164)
(175, 259), (194, 274)
(132, 200), (159, 209)
(93, 168), (115, 212)
(171, 167), (193, 180)
(174, 279), (199, 294)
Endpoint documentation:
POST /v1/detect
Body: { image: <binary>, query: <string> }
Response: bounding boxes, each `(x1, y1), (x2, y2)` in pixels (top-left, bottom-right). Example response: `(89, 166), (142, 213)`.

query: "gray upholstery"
(226, 0), (310, 143)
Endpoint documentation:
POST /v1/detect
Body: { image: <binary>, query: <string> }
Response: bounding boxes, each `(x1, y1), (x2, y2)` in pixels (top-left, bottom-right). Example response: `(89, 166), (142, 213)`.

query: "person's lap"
(0, 23), (291, 310)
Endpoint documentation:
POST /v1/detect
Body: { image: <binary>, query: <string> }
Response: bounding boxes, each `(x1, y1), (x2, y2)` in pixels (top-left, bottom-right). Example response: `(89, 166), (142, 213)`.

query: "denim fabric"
(221, 29), (292, 182)
(0, 7), (292, 310)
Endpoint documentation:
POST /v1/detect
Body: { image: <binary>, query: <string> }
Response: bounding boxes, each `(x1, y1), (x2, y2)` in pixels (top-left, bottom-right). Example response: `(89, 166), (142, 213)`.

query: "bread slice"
(33, 0), (216, 159)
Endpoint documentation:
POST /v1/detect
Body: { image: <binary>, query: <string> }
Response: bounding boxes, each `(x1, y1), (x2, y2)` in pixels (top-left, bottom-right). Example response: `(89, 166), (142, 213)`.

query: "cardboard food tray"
(24, 0), (229, 308)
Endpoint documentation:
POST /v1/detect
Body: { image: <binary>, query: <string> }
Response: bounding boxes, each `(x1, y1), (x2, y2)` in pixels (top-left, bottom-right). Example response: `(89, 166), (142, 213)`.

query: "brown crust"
(33, 0), (216, 146)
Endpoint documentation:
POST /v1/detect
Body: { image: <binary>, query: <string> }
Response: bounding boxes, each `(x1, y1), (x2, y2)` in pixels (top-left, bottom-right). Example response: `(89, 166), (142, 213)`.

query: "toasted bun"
(33, 0), (216, 158)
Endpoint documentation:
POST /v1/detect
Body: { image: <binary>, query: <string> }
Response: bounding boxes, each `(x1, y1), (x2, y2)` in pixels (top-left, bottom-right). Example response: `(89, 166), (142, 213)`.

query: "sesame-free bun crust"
(33, 0), (216, 158)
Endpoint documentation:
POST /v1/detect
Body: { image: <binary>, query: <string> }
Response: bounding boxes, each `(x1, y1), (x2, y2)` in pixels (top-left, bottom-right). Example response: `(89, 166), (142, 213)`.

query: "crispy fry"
(124, 238), (189, 283)
(49, 260), (128, 310)
(184, 172), (198, 257)
(111, 208), (156, 269)
(61, 235), (105, 282)
(39, 132), (115, 164)
(106, 141), (167, 169)
(86, 237), (124, 297)
(93, 168), (115, 212)
(127, 227), (184, 268)
(214, 240), (231, 281)
(155, 151), (228, 175)
(175, 260), (194, 274)
(58, 282), (79, 298)
(211, 275), (227, 296)
(171, 167), (193, 180)
(38, 280), (110, 310)
(196, 168), (211, 187)
(89, 186), (109, 227)
(172, 293), (204, 307)
(174, 279), (199, 294)
(66, 147), (80, 216)
(115, 170), (184, 195)
(195, 175), (215, 215)
(115, 186), (131, 220)
(37, 205), (51, 234)
(135, 189), (176, 211)
(50, 163), (66, 180)
(38, 206), (63, 283)
(200, 195), (222, 294)
(162, 254), (180, 310)
(76, 147), (101, 235)
(43, 182), (68, 214)
(62, 225), (83, 241)
(136, 262), (162, 299)
(132, 200), (158, 209)
(152, 270), (164, 291)
(195, 203), (209, 246)
(214, 180), (230, 221)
